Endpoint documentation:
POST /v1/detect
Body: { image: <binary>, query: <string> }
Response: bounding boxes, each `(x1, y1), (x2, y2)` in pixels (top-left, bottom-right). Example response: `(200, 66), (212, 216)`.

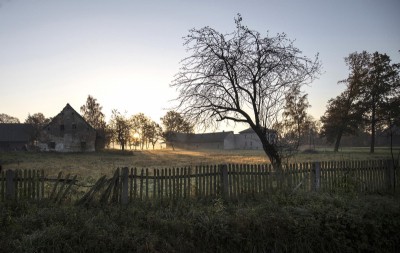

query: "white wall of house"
(223, 132), (235, 149)
(234, 133), (263, 150)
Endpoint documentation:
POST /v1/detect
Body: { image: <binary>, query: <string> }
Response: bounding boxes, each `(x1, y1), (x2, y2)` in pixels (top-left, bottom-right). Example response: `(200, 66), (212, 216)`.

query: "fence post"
(6, 170), (15, 200)
(311, 162), (321, 192)
(219, 164), (229, 198)
(386, 160), (395, 193)
(121, 167), (129, 205)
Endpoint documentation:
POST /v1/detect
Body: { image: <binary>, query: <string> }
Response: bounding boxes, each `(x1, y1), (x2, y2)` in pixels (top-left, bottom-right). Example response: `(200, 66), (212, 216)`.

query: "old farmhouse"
(166, 127), (277, 150)
(38, 104), (96, 152)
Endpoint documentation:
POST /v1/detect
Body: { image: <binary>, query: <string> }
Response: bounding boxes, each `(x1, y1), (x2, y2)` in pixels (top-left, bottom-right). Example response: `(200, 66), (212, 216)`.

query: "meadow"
(1, 147), (399, 252)
(0, 147), (397, 180)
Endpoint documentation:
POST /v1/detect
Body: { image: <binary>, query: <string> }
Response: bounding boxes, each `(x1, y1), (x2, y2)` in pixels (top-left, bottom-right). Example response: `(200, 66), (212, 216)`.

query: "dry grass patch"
(0, 147), (396, 179)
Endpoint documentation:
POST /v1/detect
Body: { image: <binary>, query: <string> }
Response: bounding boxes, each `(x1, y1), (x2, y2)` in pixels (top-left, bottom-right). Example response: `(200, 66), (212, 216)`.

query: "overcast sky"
(0, 0), (399, 132)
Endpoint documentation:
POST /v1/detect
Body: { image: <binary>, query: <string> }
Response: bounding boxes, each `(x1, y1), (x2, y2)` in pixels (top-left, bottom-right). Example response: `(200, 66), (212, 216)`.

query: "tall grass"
(1, 192), (399, 253)
(1, 147), (397, 177)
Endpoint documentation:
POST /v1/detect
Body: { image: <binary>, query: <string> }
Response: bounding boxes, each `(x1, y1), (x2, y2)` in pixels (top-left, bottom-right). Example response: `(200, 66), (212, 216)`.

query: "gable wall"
(38, 105), (96, 152)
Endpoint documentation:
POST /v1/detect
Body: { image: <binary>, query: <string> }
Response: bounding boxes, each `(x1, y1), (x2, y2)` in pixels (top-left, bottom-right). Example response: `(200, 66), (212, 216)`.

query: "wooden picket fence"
(0, 169), (77, 203)
(2, 160), (397, 205)
(78, 159), (398, 205)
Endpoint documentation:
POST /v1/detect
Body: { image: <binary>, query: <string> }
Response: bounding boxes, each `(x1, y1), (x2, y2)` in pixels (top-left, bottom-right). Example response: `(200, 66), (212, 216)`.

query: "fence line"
(76, 159), (397, 205)
(1, 159), (398, 204)
(0, 169), (77, 203)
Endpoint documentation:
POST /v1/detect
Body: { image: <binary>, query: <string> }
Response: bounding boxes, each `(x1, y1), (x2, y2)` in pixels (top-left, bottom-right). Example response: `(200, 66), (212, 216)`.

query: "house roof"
(43, 103), (95, 131)
(171, 131), (234, 144)
(239, 127), (275, 134)
(0, 124), (34, 142)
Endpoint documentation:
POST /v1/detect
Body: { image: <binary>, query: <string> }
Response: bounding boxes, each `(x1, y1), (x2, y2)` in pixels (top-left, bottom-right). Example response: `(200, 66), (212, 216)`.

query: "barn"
(0, 124), (34, 151)
(38, 104), (96, 152)
(167, 131), (235, 150)
(166, 127), (276, 150)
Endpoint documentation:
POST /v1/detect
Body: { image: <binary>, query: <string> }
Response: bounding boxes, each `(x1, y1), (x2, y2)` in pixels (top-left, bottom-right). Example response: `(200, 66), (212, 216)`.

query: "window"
(81, 142), (86, 149)
(60, 125), (65, 131)
(72, 124), (77, 130)
(49, 142), (55, 149)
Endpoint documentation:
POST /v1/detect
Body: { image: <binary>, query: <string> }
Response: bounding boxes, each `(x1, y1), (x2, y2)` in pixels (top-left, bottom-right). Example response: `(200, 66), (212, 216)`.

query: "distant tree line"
(0, 95), (193, 151)
(80, 95), (193, 151)
(320, 51), (400, 153)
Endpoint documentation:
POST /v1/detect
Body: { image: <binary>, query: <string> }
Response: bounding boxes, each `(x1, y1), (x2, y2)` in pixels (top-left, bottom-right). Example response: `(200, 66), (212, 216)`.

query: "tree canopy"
(321, 51), (399, 152)
(172, 14), (321, 167)
(0, 113), (20, 123)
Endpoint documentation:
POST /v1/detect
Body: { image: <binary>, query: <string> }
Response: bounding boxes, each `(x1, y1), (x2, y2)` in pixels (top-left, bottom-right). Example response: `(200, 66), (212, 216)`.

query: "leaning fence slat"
(57, 175), (77, 204)
(49, 172), (63, 200)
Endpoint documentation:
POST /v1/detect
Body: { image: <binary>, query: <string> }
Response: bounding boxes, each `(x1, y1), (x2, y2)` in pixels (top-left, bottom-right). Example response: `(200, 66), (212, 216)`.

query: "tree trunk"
(334, 131), (343, 152)
(254, 127), (282, 170)
(370, 102), (376, 153)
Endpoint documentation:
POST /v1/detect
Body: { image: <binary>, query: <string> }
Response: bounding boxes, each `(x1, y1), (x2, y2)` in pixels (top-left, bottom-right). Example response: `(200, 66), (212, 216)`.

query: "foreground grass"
(0, 147), (397, 179)
(1, 193), (399, 253)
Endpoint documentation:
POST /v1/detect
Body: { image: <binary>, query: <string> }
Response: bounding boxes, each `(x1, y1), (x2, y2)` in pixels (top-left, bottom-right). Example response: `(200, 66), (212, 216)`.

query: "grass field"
(0, 147), (398, 179)
(1, 193), (399, 252)
(1, 148), (399, 253)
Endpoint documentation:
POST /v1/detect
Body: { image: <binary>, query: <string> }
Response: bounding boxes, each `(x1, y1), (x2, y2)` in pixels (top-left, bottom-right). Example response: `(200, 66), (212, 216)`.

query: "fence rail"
(78, 159), (398, 205)
(1, 159), (398, 204)
(0, 170), (77, 203)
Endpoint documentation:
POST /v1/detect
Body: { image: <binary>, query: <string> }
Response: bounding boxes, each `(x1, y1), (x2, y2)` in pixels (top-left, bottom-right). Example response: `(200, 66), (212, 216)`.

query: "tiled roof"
(0, 124), (34, 142)
(170, 131), (234, 143)
(239, 127), (274, 134)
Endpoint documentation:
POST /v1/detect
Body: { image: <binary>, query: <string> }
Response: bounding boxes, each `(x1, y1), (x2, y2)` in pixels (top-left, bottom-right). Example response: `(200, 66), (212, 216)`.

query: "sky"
(0, 0), (399, 133)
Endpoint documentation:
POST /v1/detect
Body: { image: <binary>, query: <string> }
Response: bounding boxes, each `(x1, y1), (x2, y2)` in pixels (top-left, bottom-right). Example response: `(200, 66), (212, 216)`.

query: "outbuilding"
(0, 124), (34, 151)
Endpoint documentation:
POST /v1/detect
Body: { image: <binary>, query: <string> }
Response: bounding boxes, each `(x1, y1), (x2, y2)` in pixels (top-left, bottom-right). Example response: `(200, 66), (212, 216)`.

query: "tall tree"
(80, 95), (109, 150)
(131, 113), (150, 150)
(171, 14), (321, 168)
(281, 86), (310, 149)
(80, 95), (106, 129)
(320, 51), (369, 151)
(380, 95), (400, 163)
(144, 121), (163, 150)
(320, 93), (362, 151)
(0, 113), (20, 123)
(109, 110), (131, 151)
(160, 111), (194, 150)
(356, 52), (399, 153)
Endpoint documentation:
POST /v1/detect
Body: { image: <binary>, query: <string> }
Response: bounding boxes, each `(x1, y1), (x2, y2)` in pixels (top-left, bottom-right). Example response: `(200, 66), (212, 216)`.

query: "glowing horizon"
(1, 0), (399, 133)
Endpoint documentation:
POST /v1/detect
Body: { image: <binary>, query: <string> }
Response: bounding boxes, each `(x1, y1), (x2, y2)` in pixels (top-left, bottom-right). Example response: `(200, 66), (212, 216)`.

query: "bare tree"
(144, 121), (162, 150)
(131, 113), (150, 150)
(171, 14), (321, 168)
(109, 110), (131, 151)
